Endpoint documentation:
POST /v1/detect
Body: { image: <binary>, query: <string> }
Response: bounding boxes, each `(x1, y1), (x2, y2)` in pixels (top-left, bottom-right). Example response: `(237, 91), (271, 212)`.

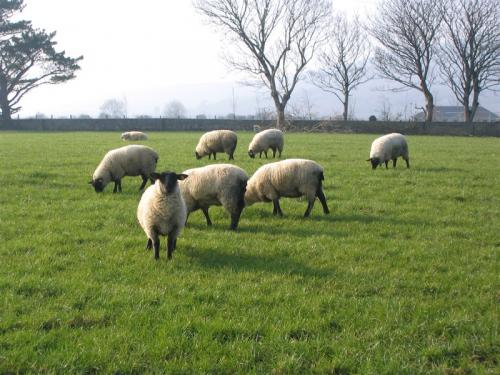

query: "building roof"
(414, 106), (499, 122)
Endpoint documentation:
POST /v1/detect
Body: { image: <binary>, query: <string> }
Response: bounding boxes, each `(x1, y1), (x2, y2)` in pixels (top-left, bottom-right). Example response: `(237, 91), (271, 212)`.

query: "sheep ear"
(88, 180), (94, 185)
(150, 172), (161, 181)
(366, 158), (371, 162)
(176, 173), (188, 181)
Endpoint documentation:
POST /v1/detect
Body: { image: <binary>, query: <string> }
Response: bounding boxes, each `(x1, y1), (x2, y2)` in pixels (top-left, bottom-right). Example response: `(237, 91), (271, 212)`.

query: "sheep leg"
(264, 151), (268, 158)
(113, 181), (118, 193)
(272, 147), (276, 158)
(213, 152), (217, 160)
(167, 234), (176, 259)
(139, 175), (148, 190)
(208, 153), (212, 160)
(304, 198), (316, 217)
(278, 148), (282, 158)
(272, 199), (283, 217)
(384, 160), (389, 169)
(145, 238), (152, 251)
(153, 235), (160, 260)
(229, 208), (243, 230)
(405, 158), (410, 168)
(202, 207), (212, 226)
(259, 151), (262, 158)
(393, 158), (397, 168)
(117, 179), (122, 192)
(316, 187), (330, 214)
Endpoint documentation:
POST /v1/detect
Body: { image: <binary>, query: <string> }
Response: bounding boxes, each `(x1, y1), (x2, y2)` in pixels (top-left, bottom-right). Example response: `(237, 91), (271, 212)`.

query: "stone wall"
(1, 118), (499, 136)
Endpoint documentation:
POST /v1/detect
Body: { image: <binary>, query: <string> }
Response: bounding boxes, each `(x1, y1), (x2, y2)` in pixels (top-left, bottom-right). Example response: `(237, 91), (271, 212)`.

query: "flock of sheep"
(89, 129), (410, 260)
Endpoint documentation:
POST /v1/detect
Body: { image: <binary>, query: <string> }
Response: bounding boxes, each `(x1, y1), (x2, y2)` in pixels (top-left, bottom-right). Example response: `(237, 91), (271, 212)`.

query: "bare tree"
(193, 0), (331, 129)
(309, 14), (371, 121)
(370, 0), (443, 122)
(163, 100), (187, 118)
(439, 0), (500, 123)
(99, 98), (127, 118)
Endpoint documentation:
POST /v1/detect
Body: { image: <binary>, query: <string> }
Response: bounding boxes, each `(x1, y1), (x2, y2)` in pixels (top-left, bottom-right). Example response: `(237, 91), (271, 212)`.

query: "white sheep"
(180, 164), (248, 230)
(245, 159), (330, 217)
(367, 133), (410, 169)
(248, 128), (284, 158)
(195, 130), (238, 160)
(89, 145), (158, 193)
(137, 171), (188, 260)
(121, 131), (148, 141)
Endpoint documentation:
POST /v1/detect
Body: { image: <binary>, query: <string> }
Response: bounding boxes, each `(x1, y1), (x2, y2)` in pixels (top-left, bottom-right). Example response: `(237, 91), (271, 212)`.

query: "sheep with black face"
(137, 171), (188, 260)
(367, 133), (410, 170)
(180, 164), (248, 230)
(89, 145), (158, 193)
(195, 130), (238, 160)
(245, 159), (330, 217)
(248, 128), (284, 158)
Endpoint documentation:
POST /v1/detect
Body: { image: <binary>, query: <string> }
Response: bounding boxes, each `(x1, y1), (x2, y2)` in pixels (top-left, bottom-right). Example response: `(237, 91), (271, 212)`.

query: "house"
(413, 106), (499, 122)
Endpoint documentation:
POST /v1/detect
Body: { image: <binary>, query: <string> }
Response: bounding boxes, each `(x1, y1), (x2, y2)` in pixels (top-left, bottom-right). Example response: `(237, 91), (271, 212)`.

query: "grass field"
(0, 131), (498, 374)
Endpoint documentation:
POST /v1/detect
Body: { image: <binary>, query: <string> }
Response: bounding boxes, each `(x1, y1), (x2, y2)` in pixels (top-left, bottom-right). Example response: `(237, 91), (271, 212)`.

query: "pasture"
(0, 131), (498, 374)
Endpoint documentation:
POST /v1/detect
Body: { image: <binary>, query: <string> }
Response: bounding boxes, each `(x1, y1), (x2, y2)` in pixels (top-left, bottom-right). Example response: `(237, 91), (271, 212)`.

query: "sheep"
(121, 131), (148, 141)
(180, 164), (248, 230)
(89, 145), (158, 193)
(195, 130), (238, 160)
(367, 133), (410, 169)
(245, 159), (330, 217)
(248, 128), (284, 158)
(137, 171), (188, 260)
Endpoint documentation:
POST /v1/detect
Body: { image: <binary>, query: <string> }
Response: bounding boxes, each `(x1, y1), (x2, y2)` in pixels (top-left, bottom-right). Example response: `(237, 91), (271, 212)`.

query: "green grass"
(0, 131), (498, 374)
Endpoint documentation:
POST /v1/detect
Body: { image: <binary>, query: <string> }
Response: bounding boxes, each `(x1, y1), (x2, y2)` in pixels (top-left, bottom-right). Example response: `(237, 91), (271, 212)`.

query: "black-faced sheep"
(89, 145), (158, 193)
(180, 164), (248, 230)
(137, 171), (188, 260)
(367, 133), (410, 169)
(248, 128), (284, 158)
(245, 159), (330, 217)
(195, 130), (238, 160)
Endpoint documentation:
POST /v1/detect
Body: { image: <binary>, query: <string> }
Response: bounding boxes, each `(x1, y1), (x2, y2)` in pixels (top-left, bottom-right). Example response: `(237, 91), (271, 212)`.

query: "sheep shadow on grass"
(184, 247), (336, 278)
(184, 207), (347, 238)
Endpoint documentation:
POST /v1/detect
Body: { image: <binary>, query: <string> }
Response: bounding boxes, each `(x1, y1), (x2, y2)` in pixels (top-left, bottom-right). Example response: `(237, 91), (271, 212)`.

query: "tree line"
(1, 0), (498, 125)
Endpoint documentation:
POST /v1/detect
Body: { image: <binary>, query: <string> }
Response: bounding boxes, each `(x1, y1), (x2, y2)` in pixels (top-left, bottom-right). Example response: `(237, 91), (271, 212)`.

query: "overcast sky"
(16, 0), (500, 119)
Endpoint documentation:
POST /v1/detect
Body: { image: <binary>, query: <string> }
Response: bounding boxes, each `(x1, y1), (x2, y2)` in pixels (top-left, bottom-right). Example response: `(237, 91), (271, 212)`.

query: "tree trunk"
(470, 80), (480, 123)
(464, 106), (472, 123)
(0, 75), (11, 121)
(423, 91), (434, 123)
(274, 101), (286, 130)
(343, 92), (349, 121)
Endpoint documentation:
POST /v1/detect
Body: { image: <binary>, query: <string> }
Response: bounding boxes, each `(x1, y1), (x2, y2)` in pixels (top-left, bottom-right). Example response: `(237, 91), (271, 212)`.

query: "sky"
(15, 0), (500, 119)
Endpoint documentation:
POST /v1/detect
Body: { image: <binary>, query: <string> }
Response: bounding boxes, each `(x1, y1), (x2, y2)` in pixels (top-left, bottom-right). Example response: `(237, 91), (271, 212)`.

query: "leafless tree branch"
(193, 0), (331, 128)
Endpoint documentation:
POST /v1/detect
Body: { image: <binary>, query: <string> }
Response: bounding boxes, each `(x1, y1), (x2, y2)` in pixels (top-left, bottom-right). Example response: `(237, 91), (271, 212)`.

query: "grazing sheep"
(121, 131), (148, 141)
(195, 130), (238, 160)
(367, 133), (410, 169)
(245, 159), (330, 217)
(89, 145), (158, 193)
(137, 171), (188, 260)
(180, 164), (248, 230)
(248, 128), (284, 158)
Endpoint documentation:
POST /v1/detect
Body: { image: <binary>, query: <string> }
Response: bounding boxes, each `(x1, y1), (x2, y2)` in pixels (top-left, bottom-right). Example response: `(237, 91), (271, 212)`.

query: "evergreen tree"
(0, 0), (82, 120)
